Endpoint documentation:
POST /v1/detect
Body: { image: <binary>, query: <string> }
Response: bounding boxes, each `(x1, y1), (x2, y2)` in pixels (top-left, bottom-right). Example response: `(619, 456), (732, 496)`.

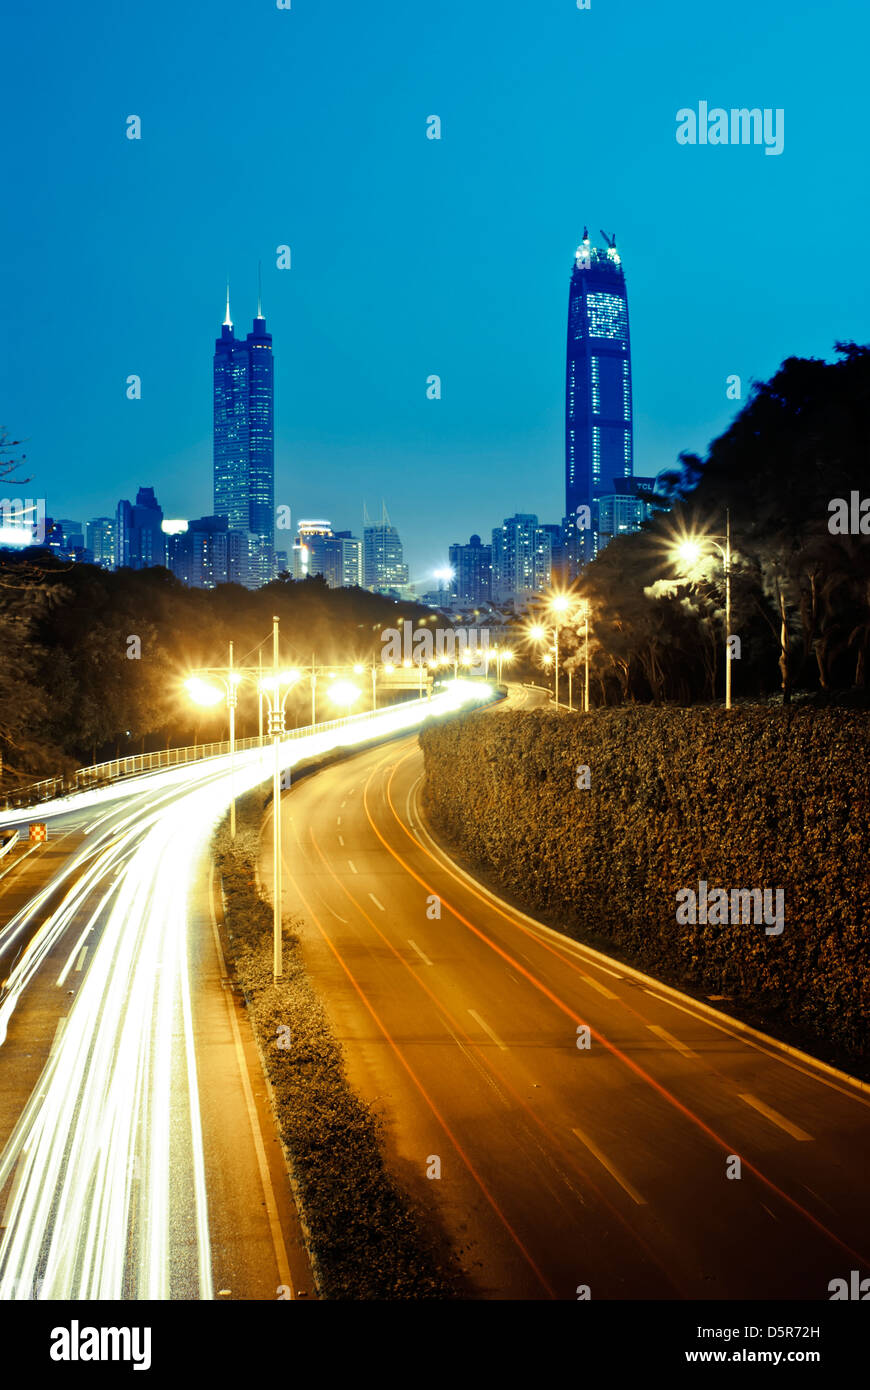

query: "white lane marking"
(738, 1093), (813, 1142)
(586, 962), (623, 980)
(571, 1126), (647, 1206)
(208, 864), (294, 1296)
(579, 971), (617, 1000)
(468, 1009), (508, 1052)
(408, 775), (870, 1107)
(56, 924), (94, 987)
(74, 947), (88, 973)
(347, 860), (358, 874)
(408, 939), (432, 966)
(336, 817), (341, 826)
(647, 1024), (697, 1059)
(340, 801), (346, 809)
(49, 1016), (67, 1056)
(1, 1155), (28, 1228)
(338, 835), (344, 847)
(0, 843), (40, 884)
(368, 894), (385, 911)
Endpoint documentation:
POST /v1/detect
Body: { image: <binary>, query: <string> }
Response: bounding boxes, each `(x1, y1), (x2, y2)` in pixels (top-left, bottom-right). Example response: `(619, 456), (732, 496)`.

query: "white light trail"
(0, 687), (491, 1299)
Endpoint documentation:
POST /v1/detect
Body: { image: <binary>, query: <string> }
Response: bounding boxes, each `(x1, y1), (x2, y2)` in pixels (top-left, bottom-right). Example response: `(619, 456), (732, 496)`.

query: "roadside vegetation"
(421, 705), (870, 1071)
(213, 787), (458, 1299)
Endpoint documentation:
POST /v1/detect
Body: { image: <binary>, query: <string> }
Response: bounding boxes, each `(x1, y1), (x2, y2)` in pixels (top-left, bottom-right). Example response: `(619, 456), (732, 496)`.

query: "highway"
(270, 688), (870, 1300)
(0, 687), (487, 1300)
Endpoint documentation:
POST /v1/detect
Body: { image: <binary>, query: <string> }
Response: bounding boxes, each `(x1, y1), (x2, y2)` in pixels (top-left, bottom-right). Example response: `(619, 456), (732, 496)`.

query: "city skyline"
(3, 0), (867, 578)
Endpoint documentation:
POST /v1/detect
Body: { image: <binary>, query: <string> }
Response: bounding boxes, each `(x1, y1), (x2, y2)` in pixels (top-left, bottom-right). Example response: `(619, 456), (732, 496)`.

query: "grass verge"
(212, 784), (457, 1299)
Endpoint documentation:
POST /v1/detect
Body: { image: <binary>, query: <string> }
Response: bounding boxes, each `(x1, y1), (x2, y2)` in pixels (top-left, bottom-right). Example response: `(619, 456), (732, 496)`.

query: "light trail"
(0, 687), (492, 1300)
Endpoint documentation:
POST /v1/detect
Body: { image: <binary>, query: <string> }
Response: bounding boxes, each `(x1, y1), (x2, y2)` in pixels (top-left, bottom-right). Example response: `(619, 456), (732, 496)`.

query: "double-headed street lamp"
(528, 594), (577, 707)
(185, 620), (300, 978)
(185, 642), (242, 836)
(258, 619), (303, 979)
(671, 510), (733, 711)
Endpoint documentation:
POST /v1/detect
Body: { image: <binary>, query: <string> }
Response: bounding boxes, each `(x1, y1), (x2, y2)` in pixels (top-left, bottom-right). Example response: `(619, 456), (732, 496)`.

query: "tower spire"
(256, 261), (263, 319)
(223, 279), (232, 328)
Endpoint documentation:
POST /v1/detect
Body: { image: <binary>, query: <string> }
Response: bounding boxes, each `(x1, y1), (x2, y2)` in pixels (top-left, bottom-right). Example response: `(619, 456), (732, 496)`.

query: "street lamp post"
(184, 646), (239, 836)
(528, 596), (576, 708)
(228, 641), (236, 839)
(672, 510), (733, 712)
(185, 629), (300, 977)
(583, 601), (590, 713)
(270, 617), (282, 978)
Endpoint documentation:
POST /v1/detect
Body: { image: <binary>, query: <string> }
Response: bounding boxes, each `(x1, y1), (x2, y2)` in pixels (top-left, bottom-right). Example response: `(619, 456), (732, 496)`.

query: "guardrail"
(1, 695), (431, 810)
(1, 776), (65, 811)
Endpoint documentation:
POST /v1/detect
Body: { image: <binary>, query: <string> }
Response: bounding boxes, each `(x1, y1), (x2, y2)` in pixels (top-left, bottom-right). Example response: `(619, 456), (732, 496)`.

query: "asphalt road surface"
(0, 688), (485, 1300)
(268, 696), (870, 1301)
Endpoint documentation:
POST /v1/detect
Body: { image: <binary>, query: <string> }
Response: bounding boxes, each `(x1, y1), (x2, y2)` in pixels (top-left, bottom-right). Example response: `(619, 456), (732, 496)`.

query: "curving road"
(270, 691), (870, 1301)
(0, 688), (487, 1300)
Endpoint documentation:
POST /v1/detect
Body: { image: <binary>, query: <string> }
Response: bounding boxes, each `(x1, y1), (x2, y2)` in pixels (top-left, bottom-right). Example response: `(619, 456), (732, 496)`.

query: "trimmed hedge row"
(213, 790), (456, 1299)
(420, 706), (870, 1065)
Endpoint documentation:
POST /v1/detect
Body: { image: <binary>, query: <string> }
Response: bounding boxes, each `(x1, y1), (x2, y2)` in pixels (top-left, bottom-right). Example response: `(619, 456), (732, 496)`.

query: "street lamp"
(527, 596), (577, 707)
(671, 510), (733, 711)
(328, 680), (362, 709)
(184, 641), (241, 837)
(258, 618), (301, 979)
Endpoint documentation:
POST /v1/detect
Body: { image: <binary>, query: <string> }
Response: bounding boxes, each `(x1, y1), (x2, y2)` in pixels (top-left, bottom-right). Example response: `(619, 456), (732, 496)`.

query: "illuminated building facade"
(565, 229), (633, 565)
(213, 285), (275, 587)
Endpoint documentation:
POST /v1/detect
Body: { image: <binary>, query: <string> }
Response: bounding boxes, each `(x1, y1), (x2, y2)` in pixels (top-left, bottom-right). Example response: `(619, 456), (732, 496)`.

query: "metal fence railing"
(2, 696), (430, 811)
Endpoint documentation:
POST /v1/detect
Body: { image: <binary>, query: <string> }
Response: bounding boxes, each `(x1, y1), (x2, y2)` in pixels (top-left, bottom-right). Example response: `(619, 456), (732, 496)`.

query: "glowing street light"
(670, 511), (733, 711)
(328, 680), (362, 708)
(184, 676), (224, 708)
(184, 644), (241, 836)
(257, 620), (301, 979)
(527, 595), (578, 707)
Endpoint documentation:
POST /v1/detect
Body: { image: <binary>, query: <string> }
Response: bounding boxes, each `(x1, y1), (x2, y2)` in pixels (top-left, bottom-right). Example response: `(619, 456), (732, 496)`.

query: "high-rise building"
(213, 283), (275, 587)
(165, 515), (248, 588)
(290, 522), (363, 588)
(565, 229), (633, 566)
(491, 514), (552, 605)
(86, 517), (116, 569)
(56, 519), (84, 551)
(334, 531), (364, 588)
(448, 534), (492, 607)
(363, 506), (409, 593)
(595, 476), (659, 551)
(116, 487), (166, 570)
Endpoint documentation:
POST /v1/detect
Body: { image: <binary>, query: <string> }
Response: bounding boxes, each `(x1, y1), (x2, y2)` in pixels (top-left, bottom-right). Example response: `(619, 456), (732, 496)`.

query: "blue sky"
(2, 0), (867, 582)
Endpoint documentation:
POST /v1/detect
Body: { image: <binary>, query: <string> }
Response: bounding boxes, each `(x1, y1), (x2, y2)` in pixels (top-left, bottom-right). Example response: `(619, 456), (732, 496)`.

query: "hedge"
(420, 706), (870, 1067)
(213, 789), (457, 1299)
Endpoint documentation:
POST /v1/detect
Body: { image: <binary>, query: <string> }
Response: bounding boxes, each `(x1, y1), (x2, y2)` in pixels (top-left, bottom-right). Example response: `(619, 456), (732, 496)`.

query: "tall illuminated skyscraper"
(565, 229), (633, 565)
(213, 281), (275, 586)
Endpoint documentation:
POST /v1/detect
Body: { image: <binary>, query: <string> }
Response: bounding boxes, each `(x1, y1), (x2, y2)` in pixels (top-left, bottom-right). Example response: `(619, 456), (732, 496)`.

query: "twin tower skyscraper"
(212, 235), (633, 590)
(213, 282), (275, 587)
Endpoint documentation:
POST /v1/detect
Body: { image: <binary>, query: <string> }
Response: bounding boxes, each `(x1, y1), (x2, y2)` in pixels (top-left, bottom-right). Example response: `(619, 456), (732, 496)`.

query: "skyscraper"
(565, 229), (633, 566)
(448, 534), (492, 607)
(86, 517), (116, 569)
(116, 487), (166, 570)
(213, 282), (275, 587)
(363, 505), (409, 593)
(491, 514), (552, 605)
